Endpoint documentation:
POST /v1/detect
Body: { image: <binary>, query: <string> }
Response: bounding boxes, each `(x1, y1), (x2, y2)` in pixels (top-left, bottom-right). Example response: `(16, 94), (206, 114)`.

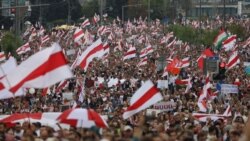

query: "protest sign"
(157, 80), (168, 89)
(153, 101), (176, 111)
(243, 62), (250, 66)
(221, 84), (238, 94)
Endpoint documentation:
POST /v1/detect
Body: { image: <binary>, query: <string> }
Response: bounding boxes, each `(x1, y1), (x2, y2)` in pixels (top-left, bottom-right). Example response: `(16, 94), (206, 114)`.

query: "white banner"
(243, 62), (250, 67)
(221, 84), (238, 94)
(154, 101), (176, 111)
(157, 80), (168, 89)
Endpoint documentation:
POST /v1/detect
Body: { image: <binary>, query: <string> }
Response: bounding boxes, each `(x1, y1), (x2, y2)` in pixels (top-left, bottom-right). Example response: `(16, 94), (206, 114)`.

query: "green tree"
(227, 23), (247, 41)
(81, 0), (99, 18)
(168, 24), (219, 46)
(1, 32), (22, 58)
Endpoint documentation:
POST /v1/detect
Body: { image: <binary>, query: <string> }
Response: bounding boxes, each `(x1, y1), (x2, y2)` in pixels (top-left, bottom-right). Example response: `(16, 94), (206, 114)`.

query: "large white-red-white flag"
(0, 43), (73, 93)
(16, 42), (31, 55)
(123, 80), (163, 119)
(76, 39), (104, 71)
(227, 51), (240, 70)
(0, 57), (21, 99)
(197, 73), (212, 112)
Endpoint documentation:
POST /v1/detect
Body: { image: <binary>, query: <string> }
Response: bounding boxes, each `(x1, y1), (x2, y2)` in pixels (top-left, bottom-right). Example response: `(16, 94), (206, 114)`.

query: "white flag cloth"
(0, 57), (24, 100)
(123, 80), (163, 119)
(0, 43), (73, 93)
(0, 57), (17, 78)
(57, 108), (108, 128)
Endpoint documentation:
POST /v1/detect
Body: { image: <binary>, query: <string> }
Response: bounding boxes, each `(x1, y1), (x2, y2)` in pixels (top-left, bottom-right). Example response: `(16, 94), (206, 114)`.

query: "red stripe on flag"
(223, 35), (236, 45)
(79, 44), (103, 69)
(73, 30), (84, 40)
(88, 109), (107, 128)
(125, 86), (159, 112)
(125, 50), (136, 56)
(227, 55), (239, 68)
(10, 51), (68, 93)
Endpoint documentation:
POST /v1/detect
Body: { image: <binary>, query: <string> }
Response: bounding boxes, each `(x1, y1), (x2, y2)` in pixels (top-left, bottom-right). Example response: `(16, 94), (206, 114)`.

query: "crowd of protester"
(0, 14), (249, 141)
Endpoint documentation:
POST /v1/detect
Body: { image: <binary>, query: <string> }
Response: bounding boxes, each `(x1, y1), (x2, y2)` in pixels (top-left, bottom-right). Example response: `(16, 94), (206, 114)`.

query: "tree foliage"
(81, 0), (99, 18)
(1, 32), (22, 58)
(226, 23), (247, 40)
(30, 0), (82, 24)
(168, 25), (218, 46)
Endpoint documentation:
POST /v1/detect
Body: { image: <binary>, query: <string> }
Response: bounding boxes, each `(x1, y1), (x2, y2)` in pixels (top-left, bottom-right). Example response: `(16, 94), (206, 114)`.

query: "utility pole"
(15, 0), (20, 36)
(100, 0), (103, 25)
(39, 0), (42, 24)
(223, 0), (226, 28)
(67, 0), (71, 24)
(148, 0), (150, 23)
(199, 0), (201, 32)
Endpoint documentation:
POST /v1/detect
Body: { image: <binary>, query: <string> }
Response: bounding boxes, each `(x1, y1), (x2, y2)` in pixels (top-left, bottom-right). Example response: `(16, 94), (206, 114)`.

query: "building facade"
(189, 0), (250, 17)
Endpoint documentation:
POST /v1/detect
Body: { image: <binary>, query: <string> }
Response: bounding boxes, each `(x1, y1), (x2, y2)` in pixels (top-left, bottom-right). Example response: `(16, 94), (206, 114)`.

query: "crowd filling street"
(0, 14), (249, 141)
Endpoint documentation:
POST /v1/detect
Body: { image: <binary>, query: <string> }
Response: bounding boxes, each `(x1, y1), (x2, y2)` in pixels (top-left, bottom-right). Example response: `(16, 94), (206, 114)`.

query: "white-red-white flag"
(97, 26), (105, 36)
(222, 35), (236, 51)
(146, 44), (154, 54)
(16, 42), (31, 55)
(0, 57), (24, 100)
(81, 18), (90, 28)
(243, 37), (250, 48)
(41, 35), (50, 46)
(57, 108), (108, 128)
(138, 57), (148, 67)
(140, 48), (147, 58)
(76, 39), (104, 71)
(178, 57), (190, 68)
(123, 46), (136, 60)
(123, 80), (163, 119)
(73, 28), (84, 43)
(0, 43), (73, 93)
(226, 51), (240, 70)
(0, 57), (17, 79)
(92, 14), (100, 24)
(197, 73), (212, 112)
